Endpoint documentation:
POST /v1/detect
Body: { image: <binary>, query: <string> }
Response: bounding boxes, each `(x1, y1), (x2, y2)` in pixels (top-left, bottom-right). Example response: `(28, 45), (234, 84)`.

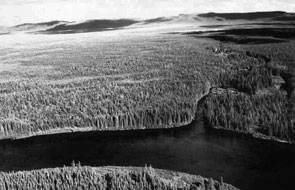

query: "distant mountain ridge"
(1, 11), (294, 35)
(0, 25), (9, 34)
(198, 11), (294, 20)
(8, 20), (70, 33)
(44, 19), (138, 34)
(14, 20), (68, 28)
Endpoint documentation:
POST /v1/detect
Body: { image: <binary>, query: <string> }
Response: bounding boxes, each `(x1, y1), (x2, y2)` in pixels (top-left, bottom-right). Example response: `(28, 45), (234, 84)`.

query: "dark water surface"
(1, 119), (295, 190)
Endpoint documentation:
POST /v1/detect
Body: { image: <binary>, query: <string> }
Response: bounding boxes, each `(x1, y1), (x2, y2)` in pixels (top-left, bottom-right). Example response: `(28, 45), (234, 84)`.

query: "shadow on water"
(1, 116), (295, 190)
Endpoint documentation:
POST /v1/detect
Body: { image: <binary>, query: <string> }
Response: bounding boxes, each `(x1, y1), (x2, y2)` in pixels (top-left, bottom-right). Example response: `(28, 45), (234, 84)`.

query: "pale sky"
(0, 0), (294, 26)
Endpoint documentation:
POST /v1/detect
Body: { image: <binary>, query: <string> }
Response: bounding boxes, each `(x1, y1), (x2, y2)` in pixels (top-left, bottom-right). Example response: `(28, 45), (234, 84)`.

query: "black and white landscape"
(0, 1), (295, 190)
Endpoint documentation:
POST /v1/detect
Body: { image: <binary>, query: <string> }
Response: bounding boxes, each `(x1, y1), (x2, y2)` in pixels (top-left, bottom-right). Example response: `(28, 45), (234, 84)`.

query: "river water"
(0, 118), (295, 190)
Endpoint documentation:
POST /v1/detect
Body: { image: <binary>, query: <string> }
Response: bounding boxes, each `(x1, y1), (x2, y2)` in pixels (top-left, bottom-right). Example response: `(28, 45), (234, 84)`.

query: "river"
(0, 117), (295, 190)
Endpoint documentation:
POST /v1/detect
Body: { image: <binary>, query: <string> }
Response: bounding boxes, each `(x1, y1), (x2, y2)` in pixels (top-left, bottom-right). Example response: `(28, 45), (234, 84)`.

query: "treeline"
(0, 165), (237, 190)
(0, 77), (206, 139)
(0, 109), (194, 138)
(202, 92), (295, 141)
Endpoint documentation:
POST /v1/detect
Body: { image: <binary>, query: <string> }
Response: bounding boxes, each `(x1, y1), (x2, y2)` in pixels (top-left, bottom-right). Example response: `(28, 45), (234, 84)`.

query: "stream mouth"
(1, 118), (295, 190)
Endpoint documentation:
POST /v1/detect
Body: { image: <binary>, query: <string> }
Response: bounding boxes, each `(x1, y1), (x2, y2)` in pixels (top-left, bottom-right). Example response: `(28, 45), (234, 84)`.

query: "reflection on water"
(0, 119), (295, 190)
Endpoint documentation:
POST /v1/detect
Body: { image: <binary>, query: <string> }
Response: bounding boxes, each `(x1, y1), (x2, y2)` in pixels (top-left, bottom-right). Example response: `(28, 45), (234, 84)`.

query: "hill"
(5, 19), (138, 34)
(0, 25), (9, 35)
(2, 11), (294, 35)
(10, 21), (69, 33)
(43, 19), (139, 34)
(198, 11), (288, 20)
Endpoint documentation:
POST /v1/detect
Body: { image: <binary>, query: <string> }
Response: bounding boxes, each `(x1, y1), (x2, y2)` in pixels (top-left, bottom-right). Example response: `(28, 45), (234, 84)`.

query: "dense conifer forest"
(0, 165), (237, 190)
(202, 43), (295, 143)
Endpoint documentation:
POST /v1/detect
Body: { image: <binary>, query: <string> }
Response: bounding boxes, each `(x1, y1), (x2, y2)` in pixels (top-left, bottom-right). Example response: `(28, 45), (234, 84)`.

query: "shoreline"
(212, 126), (294, 144)
(0, 85), (212, 142)
(5, 120), (193, 141)
(1, 85), (294, 145)
(0, 166), (239, 190)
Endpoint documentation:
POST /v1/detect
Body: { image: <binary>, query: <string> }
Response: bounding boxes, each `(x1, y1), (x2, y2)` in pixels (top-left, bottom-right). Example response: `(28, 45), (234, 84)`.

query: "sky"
(0, 0), (294, 26)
